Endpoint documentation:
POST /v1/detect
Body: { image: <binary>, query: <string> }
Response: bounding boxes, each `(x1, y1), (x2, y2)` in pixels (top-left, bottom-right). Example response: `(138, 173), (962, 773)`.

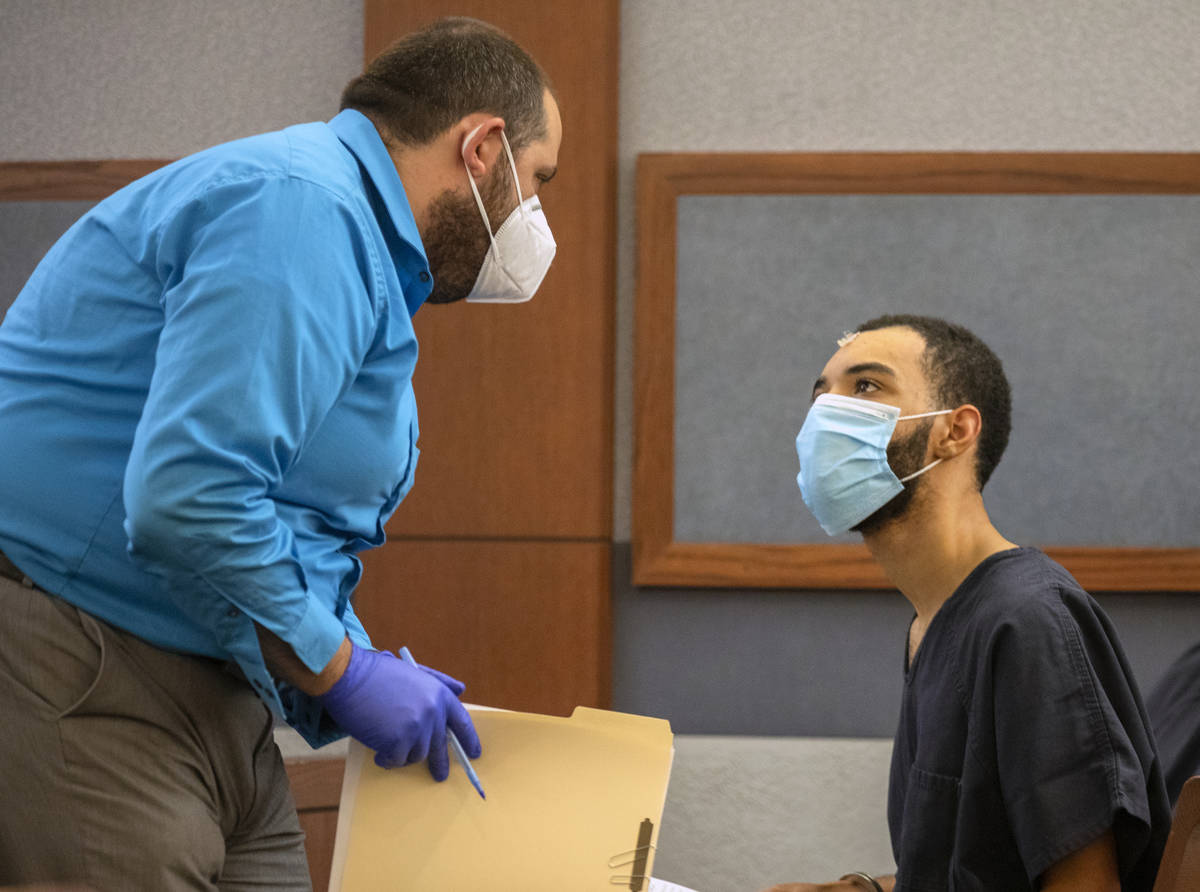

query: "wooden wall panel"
(355, 540), (612, 716)
(285, 758), (345, 892)
(0, 160), (169, 201)
(365, 0), (618, 539)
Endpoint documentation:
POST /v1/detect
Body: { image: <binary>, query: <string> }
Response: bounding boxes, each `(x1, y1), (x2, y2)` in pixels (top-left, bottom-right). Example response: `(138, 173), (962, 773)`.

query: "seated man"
(1146, 641), (1200, 807)
(766, 315), (1170, 892)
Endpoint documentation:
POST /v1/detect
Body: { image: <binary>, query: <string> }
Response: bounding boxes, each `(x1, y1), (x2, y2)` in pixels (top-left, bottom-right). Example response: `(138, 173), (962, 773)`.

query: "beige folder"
(328, 706), (675, 892)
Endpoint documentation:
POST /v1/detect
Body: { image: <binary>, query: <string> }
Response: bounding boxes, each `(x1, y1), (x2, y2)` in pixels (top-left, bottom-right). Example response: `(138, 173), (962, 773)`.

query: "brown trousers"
(0, 576), (311, 891)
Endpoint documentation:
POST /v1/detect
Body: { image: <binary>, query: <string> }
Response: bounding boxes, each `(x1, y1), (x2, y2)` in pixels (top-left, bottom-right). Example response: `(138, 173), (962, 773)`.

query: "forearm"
(256, 624), (352, 696)
(844, 874), (894, 892)
(763, 875), (895, 892)
(1039, 831), (1119, 892)
(838, 873), (895, 892)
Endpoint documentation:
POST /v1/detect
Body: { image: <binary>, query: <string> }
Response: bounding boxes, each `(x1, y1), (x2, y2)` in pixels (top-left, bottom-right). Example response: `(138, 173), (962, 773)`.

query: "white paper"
(648, 878), (702, 892)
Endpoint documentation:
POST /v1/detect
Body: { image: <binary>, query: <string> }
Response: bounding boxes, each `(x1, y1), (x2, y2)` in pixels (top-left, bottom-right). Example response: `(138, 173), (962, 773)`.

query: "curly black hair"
(856, 314), (1012, 490)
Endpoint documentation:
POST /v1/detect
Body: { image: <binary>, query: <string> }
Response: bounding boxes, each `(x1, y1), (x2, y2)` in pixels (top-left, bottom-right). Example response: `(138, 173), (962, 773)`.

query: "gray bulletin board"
(633, 153), (1200, 591)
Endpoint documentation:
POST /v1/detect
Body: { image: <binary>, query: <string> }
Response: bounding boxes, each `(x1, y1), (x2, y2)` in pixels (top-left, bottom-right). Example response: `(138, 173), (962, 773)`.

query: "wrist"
(839, 873), (883, 892)
(257, 624), (354, 698)
(311, 636), (355, 697)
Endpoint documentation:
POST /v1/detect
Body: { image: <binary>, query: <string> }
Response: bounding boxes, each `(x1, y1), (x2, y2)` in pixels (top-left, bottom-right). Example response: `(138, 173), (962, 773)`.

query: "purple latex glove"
(317, 643), (482, 778)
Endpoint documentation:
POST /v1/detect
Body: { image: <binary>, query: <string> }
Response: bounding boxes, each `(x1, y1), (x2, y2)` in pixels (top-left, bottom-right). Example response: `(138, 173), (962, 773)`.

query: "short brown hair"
(340, 17), (551, 153)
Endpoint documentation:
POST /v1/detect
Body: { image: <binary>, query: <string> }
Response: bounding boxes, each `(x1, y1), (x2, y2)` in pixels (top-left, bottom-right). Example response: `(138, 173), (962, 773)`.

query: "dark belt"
(0, 547), (38, 589)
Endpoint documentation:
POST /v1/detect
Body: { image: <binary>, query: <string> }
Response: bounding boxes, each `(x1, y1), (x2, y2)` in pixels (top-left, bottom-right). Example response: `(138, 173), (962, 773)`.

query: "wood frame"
(0, 160), (169, 201)
(633, 152), (1200, 591)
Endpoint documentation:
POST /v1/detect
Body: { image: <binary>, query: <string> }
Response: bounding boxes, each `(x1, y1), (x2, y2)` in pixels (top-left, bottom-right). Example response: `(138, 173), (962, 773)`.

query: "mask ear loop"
(900, 458), (941, 483)
(897, 408), (953, 421)
(894, 408), (953, 483)
(498, 130), (526, 214)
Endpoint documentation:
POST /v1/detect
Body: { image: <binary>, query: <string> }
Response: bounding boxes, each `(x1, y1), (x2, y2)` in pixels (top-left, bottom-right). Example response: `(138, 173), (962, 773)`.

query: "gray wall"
(611, 545), (1200, 737)
(0, 0), (363, 160)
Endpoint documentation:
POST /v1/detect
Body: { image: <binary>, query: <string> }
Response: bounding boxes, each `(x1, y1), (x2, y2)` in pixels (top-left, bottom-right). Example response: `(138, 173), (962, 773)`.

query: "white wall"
(0, 0), (363, 160)
(613, 0), (1200, 539)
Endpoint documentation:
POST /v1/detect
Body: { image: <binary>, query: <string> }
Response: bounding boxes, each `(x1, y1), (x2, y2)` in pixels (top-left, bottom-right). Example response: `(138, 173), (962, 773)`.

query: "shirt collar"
(328, 109), (432, 315)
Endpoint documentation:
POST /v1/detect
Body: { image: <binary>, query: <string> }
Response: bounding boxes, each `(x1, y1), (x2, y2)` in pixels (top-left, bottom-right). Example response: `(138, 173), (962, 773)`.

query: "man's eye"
(854, 379), (880, 394)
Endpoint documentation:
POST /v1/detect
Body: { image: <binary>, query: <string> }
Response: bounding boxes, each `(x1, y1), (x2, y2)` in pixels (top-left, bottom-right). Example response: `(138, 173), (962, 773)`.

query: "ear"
(932, 404), (982, 460)
(458, 115), (507, 179)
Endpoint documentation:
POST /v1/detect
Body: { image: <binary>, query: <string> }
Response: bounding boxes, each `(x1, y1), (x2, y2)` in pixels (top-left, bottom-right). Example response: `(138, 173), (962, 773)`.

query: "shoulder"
(962, 548), (1086, 621)
(116, 122), (364, 226)
(950, 548), (1105, 665)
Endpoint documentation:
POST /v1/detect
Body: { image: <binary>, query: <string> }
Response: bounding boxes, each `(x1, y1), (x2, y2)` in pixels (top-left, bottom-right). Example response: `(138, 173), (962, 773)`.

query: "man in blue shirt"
(767, 316), (1170, 892)
(0, 17), (561, 889)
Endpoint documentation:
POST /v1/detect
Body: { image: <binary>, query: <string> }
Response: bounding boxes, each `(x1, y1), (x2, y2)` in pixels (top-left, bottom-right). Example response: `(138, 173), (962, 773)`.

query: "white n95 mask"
(795, 393), (951, 535)
(461, 125), (557, 304)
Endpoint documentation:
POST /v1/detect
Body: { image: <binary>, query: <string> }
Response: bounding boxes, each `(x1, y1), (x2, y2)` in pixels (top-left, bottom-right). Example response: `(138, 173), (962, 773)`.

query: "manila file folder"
(328, 705), (675, 891)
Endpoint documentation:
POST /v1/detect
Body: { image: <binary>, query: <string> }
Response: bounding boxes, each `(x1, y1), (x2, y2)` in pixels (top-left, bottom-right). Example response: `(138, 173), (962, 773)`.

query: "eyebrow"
(810, 361), (899, 398)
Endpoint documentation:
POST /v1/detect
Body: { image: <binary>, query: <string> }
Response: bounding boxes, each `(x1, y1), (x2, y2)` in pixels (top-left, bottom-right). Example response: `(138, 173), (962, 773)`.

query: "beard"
(850, 418), (934, 536)
(422, 161), (515, 304)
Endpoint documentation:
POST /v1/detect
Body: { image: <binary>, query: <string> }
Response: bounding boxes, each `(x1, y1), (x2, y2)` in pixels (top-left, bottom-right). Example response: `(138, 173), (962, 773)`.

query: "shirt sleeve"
(987, 589), (1160, 885)
(123, 173), (380, 681)
(342, 599), (373, 650)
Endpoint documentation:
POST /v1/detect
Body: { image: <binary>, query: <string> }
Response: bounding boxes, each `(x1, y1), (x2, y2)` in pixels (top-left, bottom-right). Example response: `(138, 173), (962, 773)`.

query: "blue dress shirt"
(0, 109), (432, 746)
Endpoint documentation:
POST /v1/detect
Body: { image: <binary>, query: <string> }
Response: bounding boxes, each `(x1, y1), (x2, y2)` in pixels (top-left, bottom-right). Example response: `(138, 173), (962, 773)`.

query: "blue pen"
(398, 646), (486, 800)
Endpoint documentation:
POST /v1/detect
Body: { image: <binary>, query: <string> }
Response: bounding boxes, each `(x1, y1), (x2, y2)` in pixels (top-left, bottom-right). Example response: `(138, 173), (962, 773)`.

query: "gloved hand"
(316, 643), (482, 778)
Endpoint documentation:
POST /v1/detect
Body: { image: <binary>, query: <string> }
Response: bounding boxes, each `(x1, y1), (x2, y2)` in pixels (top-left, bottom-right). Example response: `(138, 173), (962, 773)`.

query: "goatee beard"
(422, 163), (513, 305)
(851, 418), (934, 536)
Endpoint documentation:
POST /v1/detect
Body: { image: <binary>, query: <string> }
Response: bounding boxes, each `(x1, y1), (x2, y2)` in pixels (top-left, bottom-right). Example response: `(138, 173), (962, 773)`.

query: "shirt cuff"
(286, 592), (351, 675)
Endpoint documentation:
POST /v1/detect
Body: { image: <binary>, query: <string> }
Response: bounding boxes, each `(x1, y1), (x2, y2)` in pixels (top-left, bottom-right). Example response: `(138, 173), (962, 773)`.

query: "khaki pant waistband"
(0, 547), (38, 589)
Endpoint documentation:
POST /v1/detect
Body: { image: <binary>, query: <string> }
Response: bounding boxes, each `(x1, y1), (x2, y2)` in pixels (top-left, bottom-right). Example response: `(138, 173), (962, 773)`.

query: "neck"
(385, 140), (462, 239)
(863, 486), (1017, 620)
(387, 147), (435, 236)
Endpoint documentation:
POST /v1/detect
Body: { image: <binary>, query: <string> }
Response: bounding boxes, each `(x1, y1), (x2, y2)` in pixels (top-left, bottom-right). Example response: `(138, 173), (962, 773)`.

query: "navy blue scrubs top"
(1145, 641), (1200, 807)
(887, 548), (1170, 892)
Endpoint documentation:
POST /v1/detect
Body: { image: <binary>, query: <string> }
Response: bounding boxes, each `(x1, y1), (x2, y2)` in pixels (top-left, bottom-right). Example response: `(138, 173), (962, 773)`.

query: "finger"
(406, 731), (431, 768)
(445, 698), (481, 759)
(418, 664), (466, 696)
(374, 744), (403, 770)
(427, 719), (449, 782)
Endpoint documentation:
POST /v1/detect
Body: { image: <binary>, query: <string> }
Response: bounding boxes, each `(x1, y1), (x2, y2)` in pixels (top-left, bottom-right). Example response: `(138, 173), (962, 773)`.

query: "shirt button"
(419, 271), (430, 283)
(226, 607), (239, 618)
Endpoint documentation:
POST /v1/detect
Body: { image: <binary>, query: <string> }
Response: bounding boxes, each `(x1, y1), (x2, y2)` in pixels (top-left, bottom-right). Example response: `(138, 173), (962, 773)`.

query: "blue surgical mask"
(795, 393), (951, 535)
